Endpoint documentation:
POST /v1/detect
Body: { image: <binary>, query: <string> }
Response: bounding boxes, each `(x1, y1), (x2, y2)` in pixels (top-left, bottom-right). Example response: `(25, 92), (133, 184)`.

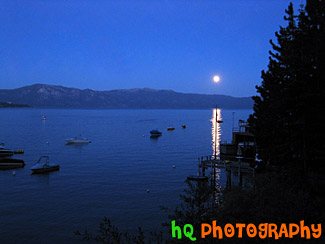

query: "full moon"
(213, 75), (220, 83)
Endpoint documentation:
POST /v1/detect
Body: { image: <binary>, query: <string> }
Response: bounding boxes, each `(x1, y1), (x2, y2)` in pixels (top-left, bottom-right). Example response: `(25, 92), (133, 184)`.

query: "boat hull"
(0, 150), (14, 157)
(0, 143), (14, 157)
(150, 130), (162, 137)
(65, 140), (91, 144)
(150, 132), (162, 135)
(31, 165), (60, 174)
(0, 158), (25, 169)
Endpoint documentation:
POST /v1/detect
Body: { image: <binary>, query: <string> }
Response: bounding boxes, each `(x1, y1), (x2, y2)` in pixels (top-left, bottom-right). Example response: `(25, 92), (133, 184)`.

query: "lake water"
(0, 108), (252, 243)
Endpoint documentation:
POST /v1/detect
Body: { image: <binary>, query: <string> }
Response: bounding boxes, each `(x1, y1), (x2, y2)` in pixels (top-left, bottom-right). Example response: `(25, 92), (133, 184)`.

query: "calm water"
(0, 108), (252, 243)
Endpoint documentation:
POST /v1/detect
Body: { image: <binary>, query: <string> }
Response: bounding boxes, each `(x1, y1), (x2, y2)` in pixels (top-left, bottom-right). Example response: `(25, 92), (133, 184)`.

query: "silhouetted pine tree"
(249, 0), (325, 171)
(298, 0), (325, 170)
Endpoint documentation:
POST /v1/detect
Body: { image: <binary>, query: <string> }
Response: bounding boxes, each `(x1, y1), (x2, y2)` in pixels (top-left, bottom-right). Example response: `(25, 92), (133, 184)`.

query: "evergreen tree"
(249, 0), (325, 171)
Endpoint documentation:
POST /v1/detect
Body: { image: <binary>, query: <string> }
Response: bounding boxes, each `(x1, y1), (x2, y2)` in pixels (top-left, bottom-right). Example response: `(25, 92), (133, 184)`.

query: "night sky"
(0, 0), (303, 97)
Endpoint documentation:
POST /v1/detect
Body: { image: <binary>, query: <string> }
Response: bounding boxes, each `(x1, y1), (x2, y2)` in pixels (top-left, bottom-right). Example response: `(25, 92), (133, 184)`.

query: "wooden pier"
(198, 155), (255, 174)
(189, 105), (256, 187)
(196, 155), (255, 188)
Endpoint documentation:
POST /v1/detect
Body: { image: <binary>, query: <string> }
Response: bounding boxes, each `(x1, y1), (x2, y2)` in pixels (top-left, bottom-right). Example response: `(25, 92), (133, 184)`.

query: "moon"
(213, 75), (220, 83)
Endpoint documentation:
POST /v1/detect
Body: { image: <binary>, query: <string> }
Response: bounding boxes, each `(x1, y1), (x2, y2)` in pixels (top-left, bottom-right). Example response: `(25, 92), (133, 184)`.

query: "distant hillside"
(0, 84), (253, 109)
(0, 101), (30, 108)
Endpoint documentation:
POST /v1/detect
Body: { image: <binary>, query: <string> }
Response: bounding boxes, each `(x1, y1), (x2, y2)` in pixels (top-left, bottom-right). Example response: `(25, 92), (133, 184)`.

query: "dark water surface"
(0, 108), (252, 243)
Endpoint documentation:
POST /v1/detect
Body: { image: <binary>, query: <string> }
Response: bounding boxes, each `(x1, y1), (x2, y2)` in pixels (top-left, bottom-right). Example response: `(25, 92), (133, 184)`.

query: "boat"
(150, 129), (162, 137)
(0, 143), (14, 157)
(167, 126), (175, 131)
(31, 156), (60, 174)
(0, 158), (25, 169)
(14, 149), (24, 154)
(42, 115), (46, 120)
(181, 125), (186, 129)
(65, 136), (91, 144)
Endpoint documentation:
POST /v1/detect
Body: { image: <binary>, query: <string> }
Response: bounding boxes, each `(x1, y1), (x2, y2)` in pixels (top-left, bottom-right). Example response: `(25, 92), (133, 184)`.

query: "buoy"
(12, 171), (16, 176)
(46, 141), (49, 144)
(172, 165), (176, 168)
(146, 189), (150, 193)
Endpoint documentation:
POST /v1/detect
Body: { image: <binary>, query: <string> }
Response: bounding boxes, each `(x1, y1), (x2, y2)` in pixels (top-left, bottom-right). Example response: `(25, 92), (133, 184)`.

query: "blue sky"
(0, 0), (303, 97)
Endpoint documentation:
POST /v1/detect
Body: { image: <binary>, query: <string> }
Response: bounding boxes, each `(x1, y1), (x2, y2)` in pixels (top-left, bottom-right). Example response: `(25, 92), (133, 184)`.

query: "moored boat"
(0, 143), (14, 157)
(14, 149), (24, 154)
(65, 136), (91, 144)
(167, 126), (175, 131)
(31, 156), (60, 174)
(0, 158), (25, 169)
(150, 129), (162, 137)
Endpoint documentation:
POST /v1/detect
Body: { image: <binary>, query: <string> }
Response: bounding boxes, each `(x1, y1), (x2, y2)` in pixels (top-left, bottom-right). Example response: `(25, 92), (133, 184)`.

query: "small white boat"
(65, 135), (91, 144)
(31, 156), (59, 174)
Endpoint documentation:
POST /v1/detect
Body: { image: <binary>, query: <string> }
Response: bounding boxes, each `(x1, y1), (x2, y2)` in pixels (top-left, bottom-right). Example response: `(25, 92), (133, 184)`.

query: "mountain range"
(0, 84), (253, 109)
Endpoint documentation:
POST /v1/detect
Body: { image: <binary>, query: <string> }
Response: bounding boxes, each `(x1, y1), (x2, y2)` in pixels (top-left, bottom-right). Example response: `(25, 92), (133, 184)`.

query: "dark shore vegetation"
(76, 1), (325, 243)
(76, 171), (324, 243)
(0, 102), (30, 108)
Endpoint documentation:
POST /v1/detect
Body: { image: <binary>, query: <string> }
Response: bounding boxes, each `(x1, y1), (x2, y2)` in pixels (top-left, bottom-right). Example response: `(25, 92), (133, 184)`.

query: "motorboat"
(0, 143), (14, 157)
(167, 126), (175, 131)
(150, 129), (162, 137)
(0, 158), (25, 169)
(31, 156), (60, 174)
(65, 136), (91, 144)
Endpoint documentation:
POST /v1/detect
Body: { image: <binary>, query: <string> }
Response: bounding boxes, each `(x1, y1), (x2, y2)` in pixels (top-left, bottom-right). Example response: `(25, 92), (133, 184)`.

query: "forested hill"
(0, 84), (253, 109)
(0, 102), (30, 108)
